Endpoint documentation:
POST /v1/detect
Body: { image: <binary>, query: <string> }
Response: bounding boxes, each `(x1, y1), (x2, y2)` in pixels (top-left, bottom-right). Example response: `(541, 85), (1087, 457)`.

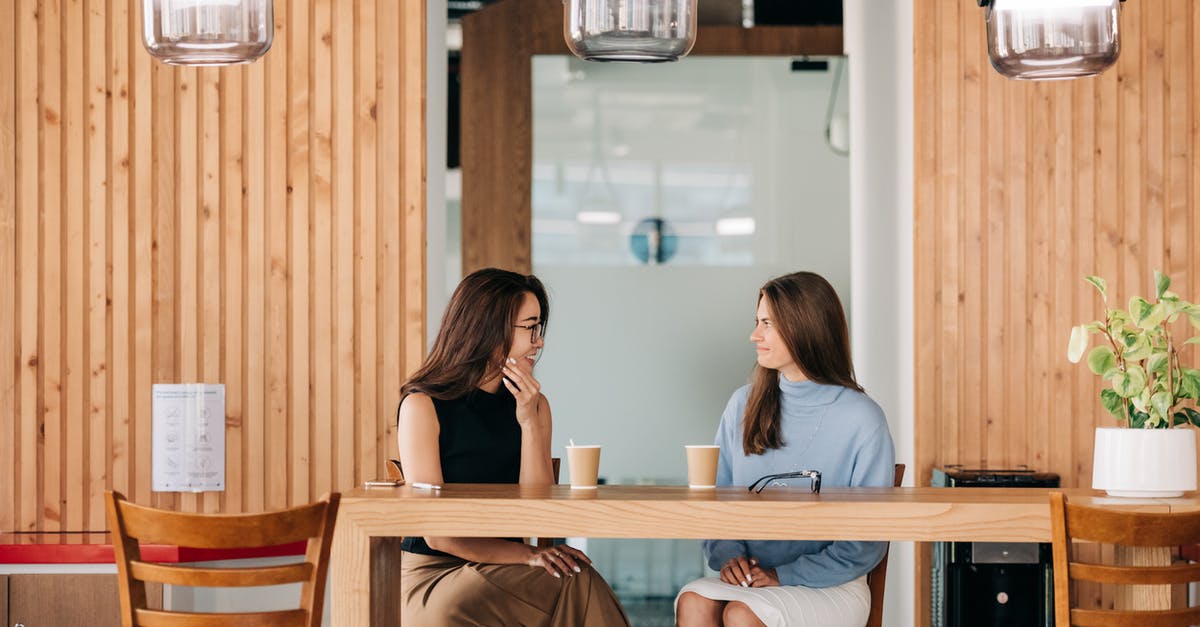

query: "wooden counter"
(330, 485), (1200, 625)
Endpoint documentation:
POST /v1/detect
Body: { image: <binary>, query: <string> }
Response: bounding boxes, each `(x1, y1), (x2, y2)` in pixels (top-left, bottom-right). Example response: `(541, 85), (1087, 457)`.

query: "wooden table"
(330, 484), (1200, 626)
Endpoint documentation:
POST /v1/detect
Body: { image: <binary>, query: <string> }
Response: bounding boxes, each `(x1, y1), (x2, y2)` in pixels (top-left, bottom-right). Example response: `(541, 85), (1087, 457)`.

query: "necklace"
(792, 408), (828, 464)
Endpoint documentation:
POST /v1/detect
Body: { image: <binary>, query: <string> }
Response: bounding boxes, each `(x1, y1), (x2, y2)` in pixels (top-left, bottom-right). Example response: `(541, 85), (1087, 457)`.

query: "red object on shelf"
(1181, 544), (1200, 562)
(0, 533), (307, 564)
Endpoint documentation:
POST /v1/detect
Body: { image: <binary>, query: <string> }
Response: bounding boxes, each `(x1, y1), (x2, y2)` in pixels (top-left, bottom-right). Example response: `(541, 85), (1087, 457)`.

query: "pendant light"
(564, 0), (698, 63)
(142, 0), (274, 66)
(978, 0), (1123, 81)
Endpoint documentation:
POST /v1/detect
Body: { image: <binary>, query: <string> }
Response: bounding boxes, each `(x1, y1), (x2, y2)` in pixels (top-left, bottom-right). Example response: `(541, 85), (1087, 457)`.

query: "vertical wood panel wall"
(915, 0), (1197, 622)
(0, 0), (426, 531)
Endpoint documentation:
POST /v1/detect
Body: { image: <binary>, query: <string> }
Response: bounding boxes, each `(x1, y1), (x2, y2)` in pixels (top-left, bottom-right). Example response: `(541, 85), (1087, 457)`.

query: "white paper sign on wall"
(152, 383), (225, 492)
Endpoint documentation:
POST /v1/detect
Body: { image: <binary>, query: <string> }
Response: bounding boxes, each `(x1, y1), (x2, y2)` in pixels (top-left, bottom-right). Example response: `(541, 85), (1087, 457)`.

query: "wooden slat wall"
(0, 0), (425, 530)
(915, 0), (1198, 622)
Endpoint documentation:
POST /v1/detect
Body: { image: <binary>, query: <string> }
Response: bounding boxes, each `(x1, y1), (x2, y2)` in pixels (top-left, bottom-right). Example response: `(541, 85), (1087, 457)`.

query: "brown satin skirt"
(400, 551), (630, 627)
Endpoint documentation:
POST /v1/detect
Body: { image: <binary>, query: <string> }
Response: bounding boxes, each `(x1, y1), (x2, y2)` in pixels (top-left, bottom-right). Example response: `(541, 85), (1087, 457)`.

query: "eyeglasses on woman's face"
(513, 321), (545, 343)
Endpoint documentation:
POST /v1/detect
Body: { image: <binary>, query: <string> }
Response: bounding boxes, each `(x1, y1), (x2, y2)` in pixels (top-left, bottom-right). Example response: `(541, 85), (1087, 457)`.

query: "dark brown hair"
(401, 268), (549, 401)
(742, 271), (862, 455)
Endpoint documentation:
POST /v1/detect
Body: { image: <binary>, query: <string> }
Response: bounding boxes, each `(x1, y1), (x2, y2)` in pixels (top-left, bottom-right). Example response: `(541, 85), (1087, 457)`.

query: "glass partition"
(531, 55), (851, 623)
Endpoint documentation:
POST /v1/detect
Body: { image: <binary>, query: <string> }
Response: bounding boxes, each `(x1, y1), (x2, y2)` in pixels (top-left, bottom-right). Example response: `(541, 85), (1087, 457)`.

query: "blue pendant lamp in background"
(978, 0), (1123, 80)
(142, 0), (274, 65)
(564, 0), (698, 63)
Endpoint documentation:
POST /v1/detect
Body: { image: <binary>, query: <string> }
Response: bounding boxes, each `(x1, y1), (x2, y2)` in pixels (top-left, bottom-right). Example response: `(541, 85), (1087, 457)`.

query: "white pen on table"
(412, 482), (442, 490)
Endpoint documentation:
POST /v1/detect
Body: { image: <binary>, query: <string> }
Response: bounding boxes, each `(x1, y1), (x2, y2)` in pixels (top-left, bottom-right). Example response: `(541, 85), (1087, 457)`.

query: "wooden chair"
(1049, 491), (1200, 626)
(105, 490), (340, 627)
(385, 458), (405, 482)
(863, 463), (906, 627)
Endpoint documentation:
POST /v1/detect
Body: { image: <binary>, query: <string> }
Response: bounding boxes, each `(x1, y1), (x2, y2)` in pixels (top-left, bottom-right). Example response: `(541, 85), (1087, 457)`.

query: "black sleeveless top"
(401, 387), (524, 555)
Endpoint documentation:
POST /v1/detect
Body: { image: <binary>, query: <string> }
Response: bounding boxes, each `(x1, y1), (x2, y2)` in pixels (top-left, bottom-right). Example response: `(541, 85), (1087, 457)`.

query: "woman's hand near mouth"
(502, 357), (545, 431)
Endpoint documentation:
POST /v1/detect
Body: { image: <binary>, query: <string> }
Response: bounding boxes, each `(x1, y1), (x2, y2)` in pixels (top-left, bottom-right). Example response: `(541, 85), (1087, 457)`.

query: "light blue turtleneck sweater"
(702, 376), (896, 588)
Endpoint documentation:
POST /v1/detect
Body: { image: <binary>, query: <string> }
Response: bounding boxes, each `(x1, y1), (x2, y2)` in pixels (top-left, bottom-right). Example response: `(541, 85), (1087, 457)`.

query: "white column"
(844, 0), (915, 625)
(427, 0), (449, 344)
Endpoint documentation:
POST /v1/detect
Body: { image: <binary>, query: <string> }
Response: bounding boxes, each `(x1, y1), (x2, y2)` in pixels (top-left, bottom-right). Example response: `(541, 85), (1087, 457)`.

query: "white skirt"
(675, 575), (870, 627)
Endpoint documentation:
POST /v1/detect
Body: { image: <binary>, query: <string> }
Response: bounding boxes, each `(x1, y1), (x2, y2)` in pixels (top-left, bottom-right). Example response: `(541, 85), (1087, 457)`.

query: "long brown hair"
(742, 271), (862, 455)
(401, 268), (549, 401)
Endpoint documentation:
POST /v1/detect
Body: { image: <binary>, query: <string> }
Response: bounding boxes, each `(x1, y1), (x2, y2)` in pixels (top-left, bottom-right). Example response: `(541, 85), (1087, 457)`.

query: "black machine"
(931, 465), (1060, 627)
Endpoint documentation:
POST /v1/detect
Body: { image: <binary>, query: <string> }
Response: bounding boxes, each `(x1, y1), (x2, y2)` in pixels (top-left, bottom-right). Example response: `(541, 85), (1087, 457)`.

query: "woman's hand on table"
(527, 544), (591, 578)
(502, 358), (544, 430)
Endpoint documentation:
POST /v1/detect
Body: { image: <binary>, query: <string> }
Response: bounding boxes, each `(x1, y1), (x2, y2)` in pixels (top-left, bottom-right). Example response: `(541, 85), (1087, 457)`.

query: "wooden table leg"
(371, 537), (405, 627)
(331, 514), (372, 626)
(1114, 546), (1172, 610)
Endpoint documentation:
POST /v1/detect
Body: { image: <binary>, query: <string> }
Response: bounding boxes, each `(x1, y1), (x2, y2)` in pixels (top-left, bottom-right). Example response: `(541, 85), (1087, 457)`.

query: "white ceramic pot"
(1092, 427), (1198, 497)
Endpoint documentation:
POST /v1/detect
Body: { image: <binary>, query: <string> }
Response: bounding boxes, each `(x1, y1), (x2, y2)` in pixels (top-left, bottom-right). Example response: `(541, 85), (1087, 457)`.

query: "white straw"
(569, 438), (575, 447)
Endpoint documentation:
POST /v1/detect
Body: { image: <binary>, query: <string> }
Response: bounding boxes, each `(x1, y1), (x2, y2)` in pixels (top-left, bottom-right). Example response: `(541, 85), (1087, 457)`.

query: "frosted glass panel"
(532, 56), (849, 267)
(531, 57), (851, 622)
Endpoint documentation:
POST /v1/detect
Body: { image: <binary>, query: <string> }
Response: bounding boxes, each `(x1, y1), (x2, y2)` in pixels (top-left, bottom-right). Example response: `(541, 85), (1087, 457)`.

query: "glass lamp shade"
(142, 0), (274, 66)
(985, 0), (1120, 80)
(564, 0), (698, 63)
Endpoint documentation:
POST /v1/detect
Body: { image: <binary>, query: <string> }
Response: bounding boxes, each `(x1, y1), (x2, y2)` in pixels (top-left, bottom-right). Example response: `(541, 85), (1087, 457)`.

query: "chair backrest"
(864, 463), (905, 627)
(106, 490), (340, 627)
(385, 458), (405, 482)
(1050, 491), (1200, 626)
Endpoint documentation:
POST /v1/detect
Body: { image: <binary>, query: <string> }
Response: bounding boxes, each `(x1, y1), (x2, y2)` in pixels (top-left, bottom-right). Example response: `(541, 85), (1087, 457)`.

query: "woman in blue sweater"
(675, 271), (895, 627)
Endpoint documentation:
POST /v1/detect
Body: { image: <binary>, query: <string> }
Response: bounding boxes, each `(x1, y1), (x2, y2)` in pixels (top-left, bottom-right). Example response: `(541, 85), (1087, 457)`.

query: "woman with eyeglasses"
(396, 267), (628, 627)
(675, 271), (896, 627)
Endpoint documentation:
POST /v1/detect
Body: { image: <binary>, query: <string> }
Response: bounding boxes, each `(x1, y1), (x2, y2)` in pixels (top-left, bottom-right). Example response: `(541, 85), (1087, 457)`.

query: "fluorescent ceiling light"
(576, 211), (622, 225)
(715, 217), (755, 236)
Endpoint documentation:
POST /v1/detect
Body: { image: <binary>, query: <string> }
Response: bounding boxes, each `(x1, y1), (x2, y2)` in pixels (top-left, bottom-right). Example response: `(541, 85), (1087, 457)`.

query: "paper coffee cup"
(566, 445), (601, 489)
(685, 445), (720, 489)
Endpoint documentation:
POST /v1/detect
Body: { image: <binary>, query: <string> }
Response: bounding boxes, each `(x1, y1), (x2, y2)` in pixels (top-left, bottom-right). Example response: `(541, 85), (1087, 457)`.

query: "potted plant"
(1067, 271), (1200, 497)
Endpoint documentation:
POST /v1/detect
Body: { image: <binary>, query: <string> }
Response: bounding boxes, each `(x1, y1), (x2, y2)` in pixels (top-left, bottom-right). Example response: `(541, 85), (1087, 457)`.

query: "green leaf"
(1162, 297), (1184, 320)
(1186, 306), (1200, 330)
(1147, 352), (1170, 376)
(1140, 303), (1168, 329)
(1087, 345), (1118, 376)
(1068, 325), (1090, 363)
(1185, 407), (1200, 428)
(1155, 270), (1171, 299)
(1173, 410), (1189, 426)
(1122, 332), (1153, 361)
(1112, 365), (1147, 398)
(1101, 388), (1125, 420)
(1151, 391), (1173, 421)
(1109, 309), (1133, 328)
(1185, 336), (1200, 346)
(1130, 297), (1160, 329)
(1129, 409), (1150, 429)
(1180, 369), (1200, 400)
(1085, 275), (1108, 298)
(1132, 390), (1149, 413)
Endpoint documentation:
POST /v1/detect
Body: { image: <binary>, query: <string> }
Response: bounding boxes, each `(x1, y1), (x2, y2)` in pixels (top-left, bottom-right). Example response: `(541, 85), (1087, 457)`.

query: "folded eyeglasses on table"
(748, 469), (822, 494)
